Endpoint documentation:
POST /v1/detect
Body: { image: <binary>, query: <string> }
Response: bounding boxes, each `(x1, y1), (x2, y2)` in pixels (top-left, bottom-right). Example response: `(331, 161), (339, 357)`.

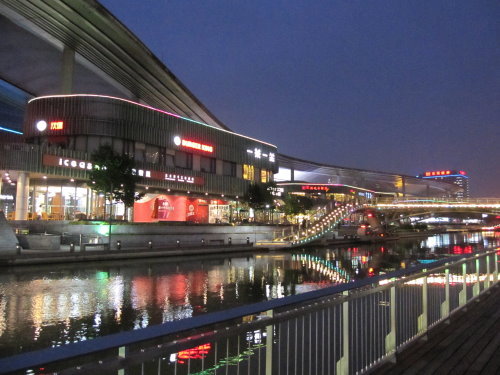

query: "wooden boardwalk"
(373, 283), (500, 375)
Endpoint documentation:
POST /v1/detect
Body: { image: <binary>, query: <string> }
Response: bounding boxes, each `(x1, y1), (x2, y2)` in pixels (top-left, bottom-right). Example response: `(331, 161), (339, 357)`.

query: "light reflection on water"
(0, 231), (497, 357)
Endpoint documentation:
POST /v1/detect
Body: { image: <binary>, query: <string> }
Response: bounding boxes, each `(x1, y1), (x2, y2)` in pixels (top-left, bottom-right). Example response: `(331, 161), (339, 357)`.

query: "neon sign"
(174, 136), (213, 153)
(424, 170), (451, 176)
(423, 170), (467, 177)
(50, 121), (64, 130)
(302, 185), (329, 192)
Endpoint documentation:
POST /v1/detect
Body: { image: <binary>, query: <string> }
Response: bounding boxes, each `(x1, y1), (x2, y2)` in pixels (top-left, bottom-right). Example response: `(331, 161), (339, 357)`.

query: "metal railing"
(375, 197), (500, 207)
(0, 250), (498, 375)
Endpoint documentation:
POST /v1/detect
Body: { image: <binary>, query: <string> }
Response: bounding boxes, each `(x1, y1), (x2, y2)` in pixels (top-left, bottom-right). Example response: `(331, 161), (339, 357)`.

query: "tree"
(88, 144), (144, 220)
(282, 195), (314, 216)
(243, 182), (276, 210)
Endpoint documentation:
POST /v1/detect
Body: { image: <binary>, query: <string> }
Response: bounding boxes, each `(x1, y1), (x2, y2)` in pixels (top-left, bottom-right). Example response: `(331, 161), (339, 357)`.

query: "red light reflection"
(177, 343), (211, 364)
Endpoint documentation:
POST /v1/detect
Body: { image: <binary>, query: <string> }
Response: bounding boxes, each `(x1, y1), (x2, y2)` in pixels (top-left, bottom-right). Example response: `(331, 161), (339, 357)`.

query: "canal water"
(0, 231), (498, 357)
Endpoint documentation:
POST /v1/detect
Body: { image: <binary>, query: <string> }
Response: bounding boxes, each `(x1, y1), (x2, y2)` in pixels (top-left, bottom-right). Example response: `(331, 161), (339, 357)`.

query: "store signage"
(43, 154), (93, 170)
(424, 170), (451, 176)
(246, 149), (275, 163)
(302, 185), (329, 192)
(50, 121), (64, 130)
(0, 194), (14, 200)
(174, 136), (213, 153)
(43, 154), (204, 185)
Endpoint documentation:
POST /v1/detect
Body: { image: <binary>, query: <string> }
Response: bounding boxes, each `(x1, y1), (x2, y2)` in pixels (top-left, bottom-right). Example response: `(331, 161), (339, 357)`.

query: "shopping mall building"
(0, 0), (460, 224)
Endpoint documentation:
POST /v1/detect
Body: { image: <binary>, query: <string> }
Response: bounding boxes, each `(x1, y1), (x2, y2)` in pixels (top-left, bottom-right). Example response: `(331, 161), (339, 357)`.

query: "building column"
(61, 46), (75, 94)
(15, 172), (30, 220)
(402, 176), (406, 197)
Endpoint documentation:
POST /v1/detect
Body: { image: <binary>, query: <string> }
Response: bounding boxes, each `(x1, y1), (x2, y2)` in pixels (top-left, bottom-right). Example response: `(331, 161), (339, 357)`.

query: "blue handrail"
(0, 251), (486, 374)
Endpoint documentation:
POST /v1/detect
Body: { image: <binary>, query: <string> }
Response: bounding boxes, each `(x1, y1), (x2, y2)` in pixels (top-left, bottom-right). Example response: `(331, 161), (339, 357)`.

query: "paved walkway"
(374, 283), (500, 375)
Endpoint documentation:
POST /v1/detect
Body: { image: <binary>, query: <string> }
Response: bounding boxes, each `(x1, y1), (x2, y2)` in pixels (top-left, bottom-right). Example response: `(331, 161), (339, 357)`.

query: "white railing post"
(385, 284), (397, 363)
(459, 262), (467, 307)
(485, 255), (491, 290)
(117, 346), (126, 375)
(495, 252), (499, 282)
(265, 310), (274, 375)
(336, 291), (350, 375)
(441, 267), (450, 320)
(473, 257), (480, 297)
(418, 272), (428, 335)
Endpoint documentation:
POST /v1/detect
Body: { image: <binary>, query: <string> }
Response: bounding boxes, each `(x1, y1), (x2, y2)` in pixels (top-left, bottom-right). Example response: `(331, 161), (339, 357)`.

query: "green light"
(97, 224), (109, 236)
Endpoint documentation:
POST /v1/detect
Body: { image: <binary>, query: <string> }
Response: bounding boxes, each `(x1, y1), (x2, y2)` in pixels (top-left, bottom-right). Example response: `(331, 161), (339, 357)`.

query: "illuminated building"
(0, 1), (461, 221)
(418, 170), (469, 199)
(1, 94), (277, 222)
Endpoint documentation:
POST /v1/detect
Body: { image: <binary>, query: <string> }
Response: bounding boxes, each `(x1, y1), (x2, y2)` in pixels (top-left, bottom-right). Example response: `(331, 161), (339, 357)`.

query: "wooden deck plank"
(372, 284), (500, 375)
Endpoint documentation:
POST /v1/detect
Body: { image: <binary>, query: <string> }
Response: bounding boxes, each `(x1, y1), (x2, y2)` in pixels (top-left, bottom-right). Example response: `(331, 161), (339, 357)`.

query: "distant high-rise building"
(418, 170), (470, 199)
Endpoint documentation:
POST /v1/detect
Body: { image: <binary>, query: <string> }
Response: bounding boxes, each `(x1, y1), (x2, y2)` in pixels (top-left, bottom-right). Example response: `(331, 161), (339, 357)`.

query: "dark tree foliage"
(88, 145), (144, 210)
(243, 182), (276, 210)
(282, 195), (314, 215)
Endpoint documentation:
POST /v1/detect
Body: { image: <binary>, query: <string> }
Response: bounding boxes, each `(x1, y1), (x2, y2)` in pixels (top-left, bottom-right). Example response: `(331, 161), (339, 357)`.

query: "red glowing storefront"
(134, 194), (229, 223)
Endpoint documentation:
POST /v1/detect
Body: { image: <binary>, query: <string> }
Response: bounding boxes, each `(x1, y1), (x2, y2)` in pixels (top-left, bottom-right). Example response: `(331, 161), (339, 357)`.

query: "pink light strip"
(28, 94), (277, 148)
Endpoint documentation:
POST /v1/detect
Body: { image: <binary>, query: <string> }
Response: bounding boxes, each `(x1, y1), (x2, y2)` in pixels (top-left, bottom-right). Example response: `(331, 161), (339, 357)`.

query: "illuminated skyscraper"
(418, 170), (470, 199)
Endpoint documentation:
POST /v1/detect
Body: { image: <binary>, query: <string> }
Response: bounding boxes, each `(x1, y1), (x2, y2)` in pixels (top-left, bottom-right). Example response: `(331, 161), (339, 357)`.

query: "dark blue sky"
(101, 0), (499, 197)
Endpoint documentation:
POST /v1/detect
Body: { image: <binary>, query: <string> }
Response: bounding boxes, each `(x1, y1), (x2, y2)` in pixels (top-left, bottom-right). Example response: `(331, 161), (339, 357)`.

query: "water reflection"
(0, 232), (498, 357)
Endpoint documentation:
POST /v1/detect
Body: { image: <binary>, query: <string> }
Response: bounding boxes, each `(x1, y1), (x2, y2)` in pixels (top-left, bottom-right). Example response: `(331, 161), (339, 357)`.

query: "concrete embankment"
(0, 244), (260, 266)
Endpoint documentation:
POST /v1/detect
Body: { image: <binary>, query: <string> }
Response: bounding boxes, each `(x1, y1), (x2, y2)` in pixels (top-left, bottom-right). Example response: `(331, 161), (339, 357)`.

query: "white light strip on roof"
(28, 94), (277, 148)
(276, 182), (395, 195)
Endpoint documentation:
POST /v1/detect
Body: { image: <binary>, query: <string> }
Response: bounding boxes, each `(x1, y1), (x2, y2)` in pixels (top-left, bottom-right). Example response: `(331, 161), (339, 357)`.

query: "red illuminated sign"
(424, 170), (451, 177)
(302, 185), (329, 192)
(181, 139), (213, 153)
(50, 121), (64, 130)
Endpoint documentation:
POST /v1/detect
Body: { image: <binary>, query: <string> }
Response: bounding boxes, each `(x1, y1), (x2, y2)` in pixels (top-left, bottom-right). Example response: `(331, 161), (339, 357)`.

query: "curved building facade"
(0, 0), (461, 222)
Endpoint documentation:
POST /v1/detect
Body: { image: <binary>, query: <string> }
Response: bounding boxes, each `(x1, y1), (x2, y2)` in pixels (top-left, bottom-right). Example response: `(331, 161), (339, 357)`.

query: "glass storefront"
(26, 181), (124, 221)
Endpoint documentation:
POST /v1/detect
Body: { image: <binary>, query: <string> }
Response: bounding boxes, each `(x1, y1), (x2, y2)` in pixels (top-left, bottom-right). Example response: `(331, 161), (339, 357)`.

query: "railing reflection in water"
(1, 250), (498, 375)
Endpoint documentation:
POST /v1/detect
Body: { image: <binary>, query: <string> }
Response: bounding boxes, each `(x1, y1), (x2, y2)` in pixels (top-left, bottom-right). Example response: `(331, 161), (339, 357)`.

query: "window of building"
(75, 136), (87, 151)
(163, 153), (175, 168)
(261, 169), (271, 183)
(135, 142), (145, 162)
(201, 156), (216, 173)
(113, 138), (123, 154)
(243, 164), (255, 181)
(175, 151), (193, 169)
(145, 144), (160, 164)
(223, 161), (236, 177)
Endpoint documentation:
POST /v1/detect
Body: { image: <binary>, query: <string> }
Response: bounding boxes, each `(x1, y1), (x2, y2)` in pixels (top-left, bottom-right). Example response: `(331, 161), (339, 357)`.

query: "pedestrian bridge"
(1, 249), (497, 374)
(256, 198), (500, 248)
(375, 198), (500, 213)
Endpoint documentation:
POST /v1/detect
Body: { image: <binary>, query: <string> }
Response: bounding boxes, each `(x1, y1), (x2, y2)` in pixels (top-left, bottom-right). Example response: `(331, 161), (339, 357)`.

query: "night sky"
(100, 0), (499, 197)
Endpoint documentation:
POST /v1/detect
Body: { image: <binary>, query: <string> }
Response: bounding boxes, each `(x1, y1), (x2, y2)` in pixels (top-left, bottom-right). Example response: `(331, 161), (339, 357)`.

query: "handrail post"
(265, 309), (273, 375)
(473, 257), (480, 297)
(459, 262), (467, 307)
(418, 271), (428, 337)
(336, 291), (349, 375)
(485, 255), (491, 290)
(441, 266), (450, 321)
(117, 346), (126, 375)
(494, 252), (499, 283)
(385, 284), (397, 363)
